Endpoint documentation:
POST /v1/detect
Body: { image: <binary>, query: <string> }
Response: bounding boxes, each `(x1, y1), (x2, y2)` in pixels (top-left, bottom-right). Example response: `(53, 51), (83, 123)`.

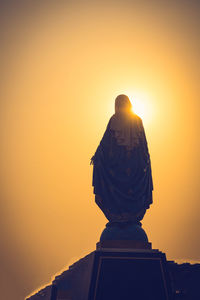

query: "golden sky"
(0, 0), (200, 299)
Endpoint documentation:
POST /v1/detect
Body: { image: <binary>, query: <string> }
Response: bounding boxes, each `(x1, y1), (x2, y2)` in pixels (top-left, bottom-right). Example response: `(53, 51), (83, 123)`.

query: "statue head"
(115, 94), (132, 114)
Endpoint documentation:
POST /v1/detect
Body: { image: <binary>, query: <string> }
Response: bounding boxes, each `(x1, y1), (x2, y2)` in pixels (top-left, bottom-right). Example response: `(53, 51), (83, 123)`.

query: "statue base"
(100, 221), (149, 243)
(48, 247), (172, 300)
(96, 239), (151, 250)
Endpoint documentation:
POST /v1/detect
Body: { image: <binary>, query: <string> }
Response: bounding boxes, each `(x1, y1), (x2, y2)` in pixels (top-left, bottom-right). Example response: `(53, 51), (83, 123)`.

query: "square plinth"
(89, 250), (170, 300)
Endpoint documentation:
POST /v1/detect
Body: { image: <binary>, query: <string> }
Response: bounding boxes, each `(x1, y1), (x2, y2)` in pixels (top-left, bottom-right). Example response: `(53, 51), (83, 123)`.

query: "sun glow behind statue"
(129, 92), (154, 125)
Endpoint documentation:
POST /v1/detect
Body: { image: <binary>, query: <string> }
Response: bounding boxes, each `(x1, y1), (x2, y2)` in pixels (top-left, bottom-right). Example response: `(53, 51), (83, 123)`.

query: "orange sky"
(0, 1), (200, 299)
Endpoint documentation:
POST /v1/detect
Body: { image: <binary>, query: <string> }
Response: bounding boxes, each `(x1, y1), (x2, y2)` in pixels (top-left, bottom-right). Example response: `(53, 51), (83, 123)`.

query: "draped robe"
(92, 112), (153, 223)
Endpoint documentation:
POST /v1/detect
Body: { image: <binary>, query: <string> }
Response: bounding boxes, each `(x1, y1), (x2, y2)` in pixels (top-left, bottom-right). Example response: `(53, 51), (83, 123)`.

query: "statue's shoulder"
(107, 115), (115, 127)
(110, 114), (115, 120)
(132, 113), (142, 123)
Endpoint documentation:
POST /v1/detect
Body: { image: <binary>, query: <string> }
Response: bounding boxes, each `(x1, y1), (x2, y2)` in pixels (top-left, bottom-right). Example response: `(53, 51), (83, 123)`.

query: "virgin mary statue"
(91, 94), (153, 227)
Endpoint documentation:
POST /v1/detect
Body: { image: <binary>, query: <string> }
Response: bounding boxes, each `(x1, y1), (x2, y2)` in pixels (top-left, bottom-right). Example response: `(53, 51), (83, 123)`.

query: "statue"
(91, 94), (153, 243)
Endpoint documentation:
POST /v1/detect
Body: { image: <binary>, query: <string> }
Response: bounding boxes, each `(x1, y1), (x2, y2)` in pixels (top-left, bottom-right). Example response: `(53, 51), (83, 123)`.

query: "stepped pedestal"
(51, 242), (172, 300)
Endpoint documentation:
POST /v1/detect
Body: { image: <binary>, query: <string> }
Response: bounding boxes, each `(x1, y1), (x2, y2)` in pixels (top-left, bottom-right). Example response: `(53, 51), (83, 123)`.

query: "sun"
(111, 90), (154, 124)
(127, 91), (153, 124)
(132, 100), (147, 119)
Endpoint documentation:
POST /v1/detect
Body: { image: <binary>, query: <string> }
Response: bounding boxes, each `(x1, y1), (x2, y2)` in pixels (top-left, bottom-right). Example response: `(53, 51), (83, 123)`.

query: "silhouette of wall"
(27, 255), (200, 300)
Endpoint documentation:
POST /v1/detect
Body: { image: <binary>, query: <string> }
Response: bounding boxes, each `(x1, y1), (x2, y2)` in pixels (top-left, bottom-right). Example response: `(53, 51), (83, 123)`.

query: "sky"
(0, 0), (200, 299)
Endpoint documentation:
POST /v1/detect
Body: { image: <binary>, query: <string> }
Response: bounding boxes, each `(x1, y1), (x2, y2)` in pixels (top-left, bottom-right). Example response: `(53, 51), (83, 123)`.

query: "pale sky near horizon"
(0, 0), (200, 299)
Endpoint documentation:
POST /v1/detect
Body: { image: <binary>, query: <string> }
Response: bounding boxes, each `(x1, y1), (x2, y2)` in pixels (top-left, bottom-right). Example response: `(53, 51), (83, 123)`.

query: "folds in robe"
(92, 112), (153, 223)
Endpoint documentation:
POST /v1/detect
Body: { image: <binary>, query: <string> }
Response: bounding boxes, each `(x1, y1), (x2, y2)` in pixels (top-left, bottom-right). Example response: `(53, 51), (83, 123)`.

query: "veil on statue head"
(115, 94), (132, 114)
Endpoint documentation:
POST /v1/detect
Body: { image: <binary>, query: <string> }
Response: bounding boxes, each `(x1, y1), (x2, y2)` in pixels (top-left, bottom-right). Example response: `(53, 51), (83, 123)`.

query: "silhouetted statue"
(91, 95), (153, 227)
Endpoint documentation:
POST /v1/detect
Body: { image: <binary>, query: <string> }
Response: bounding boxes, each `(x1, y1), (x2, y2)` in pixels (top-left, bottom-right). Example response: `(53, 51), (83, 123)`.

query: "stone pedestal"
(100, 222), (149, 243)
(51, 246), (172, 300)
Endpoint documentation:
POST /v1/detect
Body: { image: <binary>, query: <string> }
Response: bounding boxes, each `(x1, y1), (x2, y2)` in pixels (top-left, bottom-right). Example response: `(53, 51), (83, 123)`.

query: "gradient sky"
(0, 0), (200, 299)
